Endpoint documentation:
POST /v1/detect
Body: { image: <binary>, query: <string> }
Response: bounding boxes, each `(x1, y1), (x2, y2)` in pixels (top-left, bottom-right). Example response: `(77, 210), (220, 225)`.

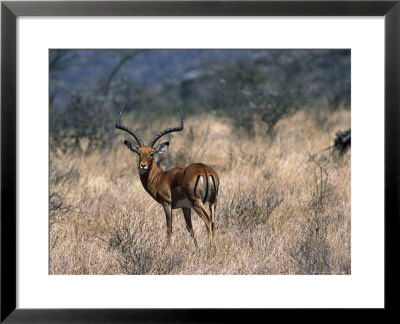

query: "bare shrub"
(220, 189), (284, 230)
(49, 188), (92, 230)
(49, 190), (71, 228)
(288, 151), (350, 274)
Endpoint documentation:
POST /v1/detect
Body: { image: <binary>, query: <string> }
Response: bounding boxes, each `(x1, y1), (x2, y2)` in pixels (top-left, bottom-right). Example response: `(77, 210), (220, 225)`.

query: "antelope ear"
(124, 140), (140, 155)
(153, 142), (169, 154)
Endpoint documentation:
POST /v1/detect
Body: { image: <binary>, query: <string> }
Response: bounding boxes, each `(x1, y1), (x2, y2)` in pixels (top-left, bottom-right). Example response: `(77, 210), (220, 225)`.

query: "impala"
(115, 106), (219, 247)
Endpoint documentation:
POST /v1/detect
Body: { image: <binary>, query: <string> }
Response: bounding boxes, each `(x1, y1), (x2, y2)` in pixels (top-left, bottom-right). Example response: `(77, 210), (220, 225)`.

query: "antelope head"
(115, 106), (183, 175)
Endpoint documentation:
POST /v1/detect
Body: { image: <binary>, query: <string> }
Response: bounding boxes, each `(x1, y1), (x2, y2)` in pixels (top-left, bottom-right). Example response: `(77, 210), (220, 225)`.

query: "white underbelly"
(173, 198), (192, 209)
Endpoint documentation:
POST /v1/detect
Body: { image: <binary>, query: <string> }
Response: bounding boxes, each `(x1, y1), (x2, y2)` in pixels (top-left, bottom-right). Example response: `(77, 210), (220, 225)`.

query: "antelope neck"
(139, 160), (163, 200)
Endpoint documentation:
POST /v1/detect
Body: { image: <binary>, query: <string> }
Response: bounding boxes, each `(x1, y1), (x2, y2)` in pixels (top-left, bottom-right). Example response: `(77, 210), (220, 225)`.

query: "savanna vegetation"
(49, 49), (350, 274)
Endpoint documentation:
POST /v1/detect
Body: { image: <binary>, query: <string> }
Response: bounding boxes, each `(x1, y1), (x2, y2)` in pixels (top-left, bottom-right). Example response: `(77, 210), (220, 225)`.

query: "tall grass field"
(49, 108), (350, 275)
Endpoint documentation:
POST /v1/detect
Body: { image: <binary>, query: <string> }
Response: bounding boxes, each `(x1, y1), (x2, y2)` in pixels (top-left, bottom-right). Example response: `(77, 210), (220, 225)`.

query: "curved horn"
(115, 105), (144, 147)
(148, 108), (184, 147)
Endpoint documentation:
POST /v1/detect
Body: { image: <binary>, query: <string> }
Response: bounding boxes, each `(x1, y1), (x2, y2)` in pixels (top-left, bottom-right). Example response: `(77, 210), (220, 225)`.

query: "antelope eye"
(150, 152), (154, 157)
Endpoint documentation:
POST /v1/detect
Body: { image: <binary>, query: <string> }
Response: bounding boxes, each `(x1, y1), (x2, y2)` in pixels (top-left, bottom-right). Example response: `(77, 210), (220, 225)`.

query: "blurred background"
(49, 49), (350, 153)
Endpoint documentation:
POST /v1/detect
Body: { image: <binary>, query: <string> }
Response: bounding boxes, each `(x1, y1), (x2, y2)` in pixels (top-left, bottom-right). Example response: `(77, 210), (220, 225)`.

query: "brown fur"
(135, 146), (219, 247)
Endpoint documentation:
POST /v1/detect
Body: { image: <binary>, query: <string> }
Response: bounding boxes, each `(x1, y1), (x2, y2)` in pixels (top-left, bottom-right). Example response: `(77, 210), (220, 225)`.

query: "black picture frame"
(1, 1), (399, 322)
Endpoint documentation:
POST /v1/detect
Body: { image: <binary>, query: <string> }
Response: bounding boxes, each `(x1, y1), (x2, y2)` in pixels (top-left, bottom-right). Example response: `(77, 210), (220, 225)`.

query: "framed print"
(1, 0), (399, 322)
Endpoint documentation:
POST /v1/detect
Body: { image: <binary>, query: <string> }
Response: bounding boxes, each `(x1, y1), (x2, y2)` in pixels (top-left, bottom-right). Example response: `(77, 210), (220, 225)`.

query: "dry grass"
(49, 108), (351, 275)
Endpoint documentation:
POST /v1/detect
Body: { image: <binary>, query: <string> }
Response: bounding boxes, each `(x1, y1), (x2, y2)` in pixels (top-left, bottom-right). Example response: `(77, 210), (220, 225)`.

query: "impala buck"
(115, 107), (219, 247)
